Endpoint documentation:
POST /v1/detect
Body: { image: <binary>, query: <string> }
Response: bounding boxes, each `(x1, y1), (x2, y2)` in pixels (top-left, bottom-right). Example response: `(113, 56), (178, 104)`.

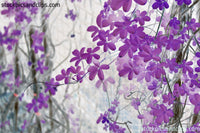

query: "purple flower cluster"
(65, 10), (77, 21)
(97, 99), (126, 132)
(56, 65), (85, 83)
(31, 31), (45, 53)
(152, 0), (169, 10)
(26, 93), (49, 113)
(175, 0), (191, 5)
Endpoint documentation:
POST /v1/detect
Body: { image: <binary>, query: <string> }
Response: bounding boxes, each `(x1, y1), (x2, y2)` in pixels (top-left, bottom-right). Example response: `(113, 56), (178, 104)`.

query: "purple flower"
(118, 37), (138, 58)
(37, 93), (49, 109)
(36, 60), (48, 74)
(96, 77), (115, 91)
(108, 106), (116, 114)
(127, 25), (145, 41)
(1, 68), (13, 79)
(110, 0), (132, 12)
(45, 78), (59, 95)
(29, 7), (38, 15)
(152, 104), (174, 125)
(11, 30), (21, 36)
(146, 62), (166, 79)
(15, 11), (28, 23)
(119, 60), (140, 80)
(134, 10), (150, 26)
(31, 31), (45, 53)
(152, 0), (169, 10)
(97, 30), (116, 52)
(131, 98), (141, 110)
(109, 122), (120, 132)
(97, 113), (109, 124)
(186, 19), (200, 32)
(26, 99), (38, 112)
(190, 94), (200, 114)
(165, 58), (180, 73)
(111, 99), (119, 107)
(175, 0), (191, 5)
(82, 47), (100, 64)
(70, 66), (85, 82)
(88, 61), (109, 80)
(148, 80), (158, 90)
(169, 17), (180, 29)
(154, 33), (168, 48)
(139, 45), (161, 62)
(65, 10), (76, 21)
(163, 93), (175, 105)
(70, 47), (86, 66)
(179, 60), (193, 74)
(166, 35), (183, 51)
(112, 19), (132, 39)
(134, 0), (147, 5)
(87, 25), (99, 39)
(56, 68), (71, 84)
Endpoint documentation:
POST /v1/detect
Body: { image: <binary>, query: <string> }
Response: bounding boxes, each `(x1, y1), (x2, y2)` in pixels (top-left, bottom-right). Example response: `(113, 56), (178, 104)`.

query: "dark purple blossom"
(169, 17), (180, 29)
(31, 31), (45, 53)
(96, 77), (115, 91)
(131, 98), (141, 110)
(152, 0), (169, 10)
(36, 60), (48, 74)
(65, 9), (77, 21)
(148, 80), (158, 90)
(111, 99), (119, 107)
(26, 99), (39, 112)
(70, 66), (85, 82)
(37, 93), (49, 109)
(134, 10), (150, 25)
(163, 93), (175, 105)
(127, 25), (145, 41)
(15, 11), (28, 23)
(119, 60), (140, 80)
(88, 61), (109, 80)
(134, 0), (147, 5)
(112, 19), (132, 39)
(186, 19), (200, 32)
(26, 93), (49, 113)
(11, 30), (21, 36)
(175, 0), (191, 5)
(151, 104), (173, 125)
(146, 62), (166, 79)
(82, 47), (100, 64)
(139, 45), (161, 62)
(45, 78), (59, 95)
(87, 25), (99, 39)
(165, 58), (180, 73)
(56, 68), (71, 84)
(110, 0), (132, 12)
(1, 68), (13, 79)
(97, 113), (109, 124)
(108, 106), (116, 114)
(97, 30), (116, 52)
(70, 47), (86, 66)
(190, 94), (200, 114)
(166, 35), (183, 51)
(179, 60), (193, 74)
(154, 33), (168, 48)
(118, 37), (137, 58)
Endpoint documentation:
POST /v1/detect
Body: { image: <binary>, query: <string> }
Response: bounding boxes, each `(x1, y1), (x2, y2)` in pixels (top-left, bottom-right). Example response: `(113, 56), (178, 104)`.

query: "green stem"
(155, 8), (165, 39)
